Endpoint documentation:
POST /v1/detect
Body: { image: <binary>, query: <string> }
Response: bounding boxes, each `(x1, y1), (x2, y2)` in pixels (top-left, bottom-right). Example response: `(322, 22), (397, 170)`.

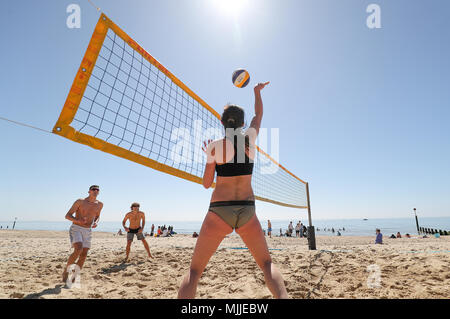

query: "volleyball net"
(53, 14), (308, 209)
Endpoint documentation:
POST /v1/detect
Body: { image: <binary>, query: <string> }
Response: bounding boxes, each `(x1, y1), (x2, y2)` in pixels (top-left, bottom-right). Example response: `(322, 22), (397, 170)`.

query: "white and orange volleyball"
(232, 69), (250, 88)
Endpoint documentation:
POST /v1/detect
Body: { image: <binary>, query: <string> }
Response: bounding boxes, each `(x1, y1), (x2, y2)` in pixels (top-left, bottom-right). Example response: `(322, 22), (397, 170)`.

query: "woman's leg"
(178, 211), (233, 299)
(236, 214), (289, 298)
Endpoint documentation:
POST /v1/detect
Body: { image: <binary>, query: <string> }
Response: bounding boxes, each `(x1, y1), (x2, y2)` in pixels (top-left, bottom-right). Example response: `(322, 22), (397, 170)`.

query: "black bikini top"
(215, 134), (254, 177)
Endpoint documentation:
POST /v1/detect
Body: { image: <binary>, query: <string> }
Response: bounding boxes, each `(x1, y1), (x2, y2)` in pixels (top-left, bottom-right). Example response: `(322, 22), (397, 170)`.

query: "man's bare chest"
(78, 202), (101, 215)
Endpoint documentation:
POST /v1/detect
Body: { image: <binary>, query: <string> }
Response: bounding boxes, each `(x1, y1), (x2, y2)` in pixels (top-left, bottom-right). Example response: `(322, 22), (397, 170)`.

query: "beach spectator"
(279, 228), (283, 237)
(343, 227), (345, 231)
(267, 220), (272, 238)
(375, 229), (383, 244)
(396, 232), (402, 238)
(302, 225), (307, 237)
(157, 226), (162, 237)
(390, 234), (396, 239)
(192, 232), (199, 238)
(405, 233), (411, 238)
(288, 222), (294, 236)
(117, 229), (123, 236)
(150, 224), (155, 237)
(331, 228), (335, 233)
(299, 222), (304, 238)
(337, 231), (341, 236)
(295, 222), (301, 237)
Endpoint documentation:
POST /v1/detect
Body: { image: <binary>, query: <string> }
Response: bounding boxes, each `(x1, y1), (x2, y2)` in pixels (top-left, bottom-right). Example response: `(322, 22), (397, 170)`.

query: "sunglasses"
(91, 189), (100, 192)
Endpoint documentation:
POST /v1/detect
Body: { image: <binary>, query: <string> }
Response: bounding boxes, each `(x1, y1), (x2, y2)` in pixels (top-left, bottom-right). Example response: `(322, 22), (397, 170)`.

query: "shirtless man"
(122, 203), (153, 261)
(62, 185), (103, 282)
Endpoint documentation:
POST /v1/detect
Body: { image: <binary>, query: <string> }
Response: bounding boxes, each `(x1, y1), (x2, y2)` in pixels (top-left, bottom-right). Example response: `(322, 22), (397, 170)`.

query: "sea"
(0, 217), (449, 237)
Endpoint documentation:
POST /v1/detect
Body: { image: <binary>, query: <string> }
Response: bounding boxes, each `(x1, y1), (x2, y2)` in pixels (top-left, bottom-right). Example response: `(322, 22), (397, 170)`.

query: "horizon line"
(1, 216), (449, 223)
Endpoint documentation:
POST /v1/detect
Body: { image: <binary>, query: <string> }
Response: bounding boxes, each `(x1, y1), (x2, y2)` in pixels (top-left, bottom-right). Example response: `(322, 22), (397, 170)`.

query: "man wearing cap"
(62, 185), (103, 282)
(122, 202), (153, 262)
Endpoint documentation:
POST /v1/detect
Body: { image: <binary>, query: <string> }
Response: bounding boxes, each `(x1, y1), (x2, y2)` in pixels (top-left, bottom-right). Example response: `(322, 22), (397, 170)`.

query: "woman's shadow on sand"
(101, 261), (134, 274)
(24, 284), (64, 299)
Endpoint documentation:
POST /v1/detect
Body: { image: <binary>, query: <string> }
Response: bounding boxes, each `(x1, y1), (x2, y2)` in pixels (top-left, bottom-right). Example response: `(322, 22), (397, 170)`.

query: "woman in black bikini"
(177, 82), (288, 299)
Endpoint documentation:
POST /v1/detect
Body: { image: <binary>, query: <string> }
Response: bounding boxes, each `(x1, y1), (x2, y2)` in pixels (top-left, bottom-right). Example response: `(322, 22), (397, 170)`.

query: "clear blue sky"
(0, 0), (449, 222)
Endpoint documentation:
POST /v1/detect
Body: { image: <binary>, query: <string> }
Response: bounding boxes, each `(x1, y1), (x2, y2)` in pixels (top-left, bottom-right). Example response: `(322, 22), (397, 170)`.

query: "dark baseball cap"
(89, 185), (100, 190)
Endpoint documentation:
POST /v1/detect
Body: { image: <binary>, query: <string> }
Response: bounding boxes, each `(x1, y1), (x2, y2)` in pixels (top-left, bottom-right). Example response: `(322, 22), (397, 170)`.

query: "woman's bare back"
(210, 137), (255, 202)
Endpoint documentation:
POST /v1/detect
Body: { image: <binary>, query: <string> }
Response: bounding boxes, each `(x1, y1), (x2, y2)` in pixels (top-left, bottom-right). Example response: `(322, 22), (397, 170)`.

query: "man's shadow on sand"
(24, 262), (138, 298)
(24, 284), (64, 299)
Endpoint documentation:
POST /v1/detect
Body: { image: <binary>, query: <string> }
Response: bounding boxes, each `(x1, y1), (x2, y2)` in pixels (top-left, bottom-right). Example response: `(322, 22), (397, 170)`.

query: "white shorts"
(69, 224), (92, 249)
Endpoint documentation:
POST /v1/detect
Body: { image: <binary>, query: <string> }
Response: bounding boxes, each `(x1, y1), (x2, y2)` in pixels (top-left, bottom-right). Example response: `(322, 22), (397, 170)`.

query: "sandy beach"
(0, 230), (448, 299)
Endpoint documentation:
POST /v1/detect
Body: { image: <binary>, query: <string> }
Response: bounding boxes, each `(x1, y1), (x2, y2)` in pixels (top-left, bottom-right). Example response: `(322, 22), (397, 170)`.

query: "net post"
(306, 182), (316, 250)
(414, 208), (420, 235)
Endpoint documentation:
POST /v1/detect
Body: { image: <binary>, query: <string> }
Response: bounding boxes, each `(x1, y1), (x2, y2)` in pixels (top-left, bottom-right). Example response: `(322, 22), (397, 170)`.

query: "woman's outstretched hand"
(254, 82), (270, 92)
(202, 139), (213, 154)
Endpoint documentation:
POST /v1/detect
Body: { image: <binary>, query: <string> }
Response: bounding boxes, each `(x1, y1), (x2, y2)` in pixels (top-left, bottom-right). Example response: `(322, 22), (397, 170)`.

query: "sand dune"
(0, 230), (448, 299)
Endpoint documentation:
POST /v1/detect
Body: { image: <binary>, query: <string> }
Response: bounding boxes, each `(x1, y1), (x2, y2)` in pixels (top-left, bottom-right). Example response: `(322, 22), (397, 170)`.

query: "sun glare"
(212, 0), (248, 17)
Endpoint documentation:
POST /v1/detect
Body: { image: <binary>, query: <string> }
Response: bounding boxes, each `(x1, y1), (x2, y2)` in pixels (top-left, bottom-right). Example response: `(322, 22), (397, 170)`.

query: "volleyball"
(232, 69), (250, 88)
